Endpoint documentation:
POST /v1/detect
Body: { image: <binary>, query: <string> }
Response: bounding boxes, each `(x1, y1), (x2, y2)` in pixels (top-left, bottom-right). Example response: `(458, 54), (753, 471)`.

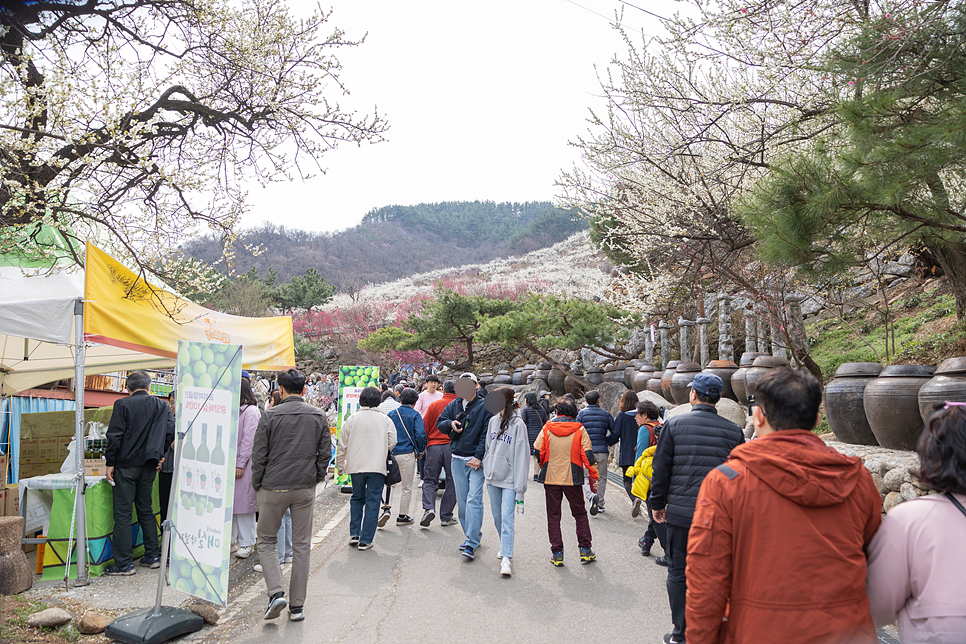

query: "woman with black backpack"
(521, 392), (549, 482)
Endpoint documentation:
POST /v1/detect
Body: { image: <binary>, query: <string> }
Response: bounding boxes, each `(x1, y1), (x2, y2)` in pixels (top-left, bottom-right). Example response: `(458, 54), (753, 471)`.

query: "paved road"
(219, 481), (673, 644)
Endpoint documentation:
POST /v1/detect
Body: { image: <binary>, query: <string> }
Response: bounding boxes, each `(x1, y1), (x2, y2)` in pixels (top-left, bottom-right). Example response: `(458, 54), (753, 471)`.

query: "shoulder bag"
(946, 492), (966, 518)
(393, 408), (420, 457)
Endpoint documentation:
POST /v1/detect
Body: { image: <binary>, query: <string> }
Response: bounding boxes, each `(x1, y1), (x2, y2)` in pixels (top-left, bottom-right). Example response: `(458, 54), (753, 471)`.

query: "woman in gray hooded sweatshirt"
(483, 387), (530, 577)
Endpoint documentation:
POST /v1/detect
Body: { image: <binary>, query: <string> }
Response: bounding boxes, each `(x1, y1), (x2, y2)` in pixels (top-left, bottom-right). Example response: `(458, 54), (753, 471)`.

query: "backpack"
(629, 445), (657, 501)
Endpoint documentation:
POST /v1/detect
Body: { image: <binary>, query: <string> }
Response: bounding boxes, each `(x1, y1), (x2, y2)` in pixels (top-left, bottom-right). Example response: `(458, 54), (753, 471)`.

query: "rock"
(883, 491), (904, 513)
(79, 612), (111, 634)
(580, 348), (609, 371)
(519, 378), (551, 398)
(864, 458), (887, 477)
(883, 467), (907, 492)
(743, 419), (756, 441)
(0, 516), (32, 595)
(28, 607), (73, 628)
(715, 399), (750, 428)
(596, 381), (630, 417)
(900, 482), (919, 502)
(871, 473), (888, 496)
(189, 603), (220, 625)
(636, 390), (672, 410)
(623, 327), (647, 356)
(666, 403), (692, 420)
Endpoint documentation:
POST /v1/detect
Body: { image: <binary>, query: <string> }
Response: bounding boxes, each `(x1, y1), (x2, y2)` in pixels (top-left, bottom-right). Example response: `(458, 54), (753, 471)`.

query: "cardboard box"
(85, 459), (108, 477)
(19, 438), (38, 461)
(58, 437), (72, 461)
(38, 437), (59, 461)
(18, 462), (58, 479)
(0, 453), (7, 490)
(4, 484), (19, 516)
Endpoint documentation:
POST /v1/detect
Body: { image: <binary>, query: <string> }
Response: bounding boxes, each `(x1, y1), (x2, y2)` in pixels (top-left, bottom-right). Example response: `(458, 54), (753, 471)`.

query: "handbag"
(386, 451), (402, 486)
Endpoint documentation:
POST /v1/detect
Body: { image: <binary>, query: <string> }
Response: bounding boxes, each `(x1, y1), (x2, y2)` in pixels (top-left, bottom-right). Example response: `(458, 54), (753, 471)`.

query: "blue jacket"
(437, 390), (494, 461)
(388, 404), (426, 456)
(609, 410), (640, 468)
(576, 404), (615, 453)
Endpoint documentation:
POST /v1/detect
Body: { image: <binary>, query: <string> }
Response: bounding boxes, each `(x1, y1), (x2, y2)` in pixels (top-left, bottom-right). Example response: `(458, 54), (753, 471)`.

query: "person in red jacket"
(685, 367), (882, 644)
(419, 379), (459, 527)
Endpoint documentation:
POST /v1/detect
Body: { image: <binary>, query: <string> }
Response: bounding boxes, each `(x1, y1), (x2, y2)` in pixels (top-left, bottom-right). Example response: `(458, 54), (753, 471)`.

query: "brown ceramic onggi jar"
(918, 357), (966, 422)
(660, 361), (682, 401)
(646, 371), (664, 396)
(864, 364), (935, 451)
(548, 368), (566, 396)
(494, 370), (512, 385)
(744, 356), (789, 399)
(633, 364), (656, 393)
(585, 367), (604, 386)
(670, 362), (701, 404)
(565, 369), (585, 398)
(824, 362), (882, 446)
(731, 352), (769, 403)
(532, 362), (552, 384)
(603, 364), (625, 384)
(703, 360), (739, 401)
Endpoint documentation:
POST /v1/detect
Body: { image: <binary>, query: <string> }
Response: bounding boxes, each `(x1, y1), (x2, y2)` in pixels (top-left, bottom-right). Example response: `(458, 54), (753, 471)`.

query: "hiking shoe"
(632, 498), (643, 518)
(639, 536), (652, 557)
(500, 557), (512, 577)
(377, 510), (391, 527)
(579, 547), (596, 563)
(264, 592), (287, 620)
(349, 535), (360, 547)
(289, 606), (304, 622)
(357, 543), (373, 551)
(597, 507), (606, 513)
(420, 510), (435, 527)
(589, 494), (599, 516)
(396, 514), (414, 526)
(282, 556), (293, 564)
(104, 562), (136, 576)
(440, 517), (459, 527)
(254, 563), (264, 573)
(551, 551), (564, 567)
(139, 555), (160, 569)
(663, 634), (685, 644)
(655, 555), (669, 567)
(460, 545), (476, 560)
(235, 546), (253, 559)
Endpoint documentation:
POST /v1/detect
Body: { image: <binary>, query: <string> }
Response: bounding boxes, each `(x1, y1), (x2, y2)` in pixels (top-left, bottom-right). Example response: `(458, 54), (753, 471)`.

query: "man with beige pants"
(251, 369), (331, 622)
(379, 388), (427, 527)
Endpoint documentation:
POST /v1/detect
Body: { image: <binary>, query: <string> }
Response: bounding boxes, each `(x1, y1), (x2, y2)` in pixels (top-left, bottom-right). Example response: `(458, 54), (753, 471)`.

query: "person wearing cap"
(437, 372), (494, 560)
(649, 372), (744, 644)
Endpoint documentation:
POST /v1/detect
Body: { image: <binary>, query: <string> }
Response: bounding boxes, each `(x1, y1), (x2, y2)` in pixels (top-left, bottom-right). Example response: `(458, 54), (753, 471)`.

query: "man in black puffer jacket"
(649, 373), (743, 644)
(575, 390), (614, 515)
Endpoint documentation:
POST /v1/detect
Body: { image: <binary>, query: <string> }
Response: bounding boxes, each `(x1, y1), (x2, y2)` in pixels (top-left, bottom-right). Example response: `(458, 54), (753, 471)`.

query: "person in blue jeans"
(336, 386), (397, 550)
(437, 373), (494, 560)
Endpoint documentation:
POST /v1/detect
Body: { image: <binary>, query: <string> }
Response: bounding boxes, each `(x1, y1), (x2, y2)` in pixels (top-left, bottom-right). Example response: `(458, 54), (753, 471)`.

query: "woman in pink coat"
(231, 377), (261, 558)
(867, 403), (966, 643)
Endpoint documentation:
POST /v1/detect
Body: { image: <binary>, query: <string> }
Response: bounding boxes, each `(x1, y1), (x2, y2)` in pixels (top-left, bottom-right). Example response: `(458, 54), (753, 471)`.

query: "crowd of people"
(101, 363), (966, 642)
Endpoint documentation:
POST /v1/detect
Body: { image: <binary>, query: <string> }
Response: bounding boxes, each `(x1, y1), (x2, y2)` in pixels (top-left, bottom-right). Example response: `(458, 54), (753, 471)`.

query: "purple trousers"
(544, 484), (592, 553)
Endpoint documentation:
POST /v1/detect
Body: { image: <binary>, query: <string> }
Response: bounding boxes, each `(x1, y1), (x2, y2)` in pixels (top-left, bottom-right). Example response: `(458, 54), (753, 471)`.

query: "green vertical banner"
(335, 366), (379, 485)
(170, 341), (242, 606)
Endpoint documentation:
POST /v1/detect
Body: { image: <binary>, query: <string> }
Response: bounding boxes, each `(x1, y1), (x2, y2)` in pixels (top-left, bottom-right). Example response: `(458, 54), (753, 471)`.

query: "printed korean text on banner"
(169, 341), (242, 606)
(334, 366), (379, 485)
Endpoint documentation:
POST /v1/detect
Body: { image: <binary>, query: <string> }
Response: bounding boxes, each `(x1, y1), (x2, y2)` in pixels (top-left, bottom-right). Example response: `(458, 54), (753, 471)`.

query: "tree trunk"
(925, 238), (966, 320)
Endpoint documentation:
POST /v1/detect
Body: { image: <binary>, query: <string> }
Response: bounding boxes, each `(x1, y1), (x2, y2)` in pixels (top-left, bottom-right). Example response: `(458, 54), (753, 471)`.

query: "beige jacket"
(336, 408), (397, 475)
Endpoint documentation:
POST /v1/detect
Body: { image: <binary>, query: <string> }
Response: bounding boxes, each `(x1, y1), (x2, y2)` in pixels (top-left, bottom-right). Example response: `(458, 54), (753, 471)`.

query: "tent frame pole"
(72, 298), (89, 586)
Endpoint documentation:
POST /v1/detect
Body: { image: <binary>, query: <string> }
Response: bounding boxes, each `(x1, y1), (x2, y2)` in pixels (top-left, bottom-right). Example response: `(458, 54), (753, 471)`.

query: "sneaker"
(139, 555), (160, 569)
(230, 542), (239, 553)
(579, 547), (596, 564)
(289, 606), (304, 622)
(349, 535), (360, 547)
(589, 494), (599, 516)
(597, 506), (606, 513)
(235, 546), (254, 559)
(396, 515), (414, 526)
(420, 510), (435, 527)
(104, 562), (136, 576)
(357, 543), (373, 551)
(460, 545), (475, 560)
(639, 536), (652, 557)
(440, 517), (459, 527)
(282, 556), (293, 564)
(655, 555), (669, 567)
(264, 592), (287, 620)
(632, 498), (643, 518)
(551, 551), (564, 567)
(418, 480), (424, 488)
(663, 634), (685, 644)
(500, 557), (512, 577)
(377, 510), (391, 528)
(254, 563), (264, 573)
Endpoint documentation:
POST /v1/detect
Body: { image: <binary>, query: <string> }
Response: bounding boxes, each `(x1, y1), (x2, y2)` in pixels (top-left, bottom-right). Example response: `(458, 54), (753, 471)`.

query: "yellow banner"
(84, 242), (295, 369)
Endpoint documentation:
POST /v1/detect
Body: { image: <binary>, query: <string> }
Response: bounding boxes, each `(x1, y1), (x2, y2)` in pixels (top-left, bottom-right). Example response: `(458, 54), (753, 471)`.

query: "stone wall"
(823, 438), (932, 513)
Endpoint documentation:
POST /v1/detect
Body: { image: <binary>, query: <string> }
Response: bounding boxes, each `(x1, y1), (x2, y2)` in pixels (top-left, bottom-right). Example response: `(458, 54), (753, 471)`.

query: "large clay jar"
(494, 370), (512, 385)
(670, 362), (701, 404)
(586, 367), (604, 386)
(511, 368), (524, 386)
(824, 362), (883, 445)
(919, 357), (966, 422)
(533, 362), (552, 384)
(744, 356), (789, 399)
(703, 360), (739, 401)
(526, 374), (534, 384)
(624, 361), (641, 389)
(633, 364), (657, 393)
(661, 361), (682, 401)
(565, 369), (585, 397)
(864, 365), (935, 450)
(521, 364), (536, 383)
(731, 352), (768, 403)
(479, 373), (493, 388)
(548, 368), (566, 396)
(603, 364), (625, 384)
(646, 371), (664, 395)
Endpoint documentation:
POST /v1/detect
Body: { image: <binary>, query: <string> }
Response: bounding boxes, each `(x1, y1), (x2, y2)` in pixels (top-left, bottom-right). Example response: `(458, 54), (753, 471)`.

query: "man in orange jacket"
(686, 367), (882, 644)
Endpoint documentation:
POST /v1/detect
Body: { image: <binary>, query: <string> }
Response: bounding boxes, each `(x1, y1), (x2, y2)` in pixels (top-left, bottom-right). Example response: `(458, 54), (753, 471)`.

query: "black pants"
(112, 465), (160, 567)
(666, 522), (690, 639)
(642, 500), (668, 551)
(158, 471), (173, 523)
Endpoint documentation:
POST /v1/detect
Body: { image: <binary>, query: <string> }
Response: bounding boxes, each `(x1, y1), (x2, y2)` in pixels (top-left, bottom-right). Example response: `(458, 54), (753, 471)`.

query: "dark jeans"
(421, 444), (456, 520)
(666, 522), (690, 639)
(350, 472), (385, 545)
(622, 471), (634, 502)
(544, 484), (592, 553)
(642, 500), (668, 551)
(158, 471), (173, 523)
(112, 465), (159, 567)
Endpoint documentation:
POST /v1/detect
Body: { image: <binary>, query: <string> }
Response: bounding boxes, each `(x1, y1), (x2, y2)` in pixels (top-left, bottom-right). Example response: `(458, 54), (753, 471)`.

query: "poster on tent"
(169, 341), (241, 606)
(334, 366), (380, 485)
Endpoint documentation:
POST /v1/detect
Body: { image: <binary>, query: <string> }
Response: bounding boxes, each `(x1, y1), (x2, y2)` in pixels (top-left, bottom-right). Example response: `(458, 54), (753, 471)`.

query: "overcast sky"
(243, 0), (668, 233)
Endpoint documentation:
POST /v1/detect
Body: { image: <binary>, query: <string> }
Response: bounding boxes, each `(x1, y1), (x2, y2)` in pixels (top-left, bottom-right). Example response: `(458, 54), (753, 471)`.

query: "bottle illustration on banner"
(210, 425), (225, 510)
(343, 405), (352, 424)
(180, 428), (195, 509)
(196, 423), (210, 515)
